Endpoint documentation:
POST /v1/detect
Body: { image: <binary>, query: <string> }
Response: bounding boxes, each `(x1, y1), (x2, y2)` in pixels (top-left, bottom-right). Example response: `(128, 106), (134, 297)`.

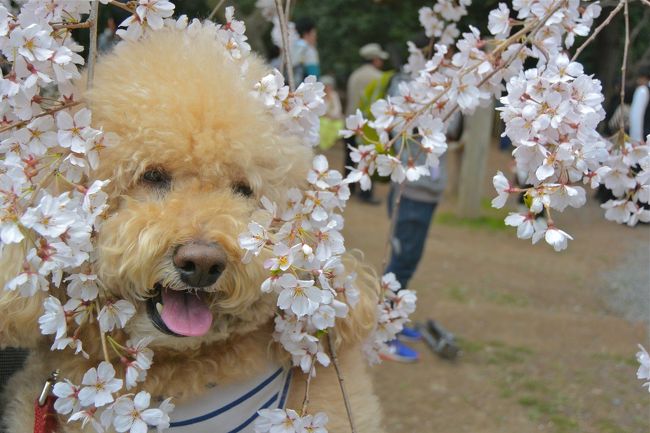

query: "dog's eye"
(141, 168), (171, 188)
(232, 182), (253, 198)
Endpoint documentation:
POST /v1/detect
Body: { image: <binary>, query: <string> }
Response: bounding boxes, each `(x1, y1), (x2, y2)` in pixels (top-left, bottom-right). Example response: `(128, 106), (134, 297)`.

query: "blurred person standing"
(98, 15), (119, 53)
(344, 43), (389, 205)
(379, 68), (462, 363)
(292, 17), (320, 84)
(630, 63), (650, 142)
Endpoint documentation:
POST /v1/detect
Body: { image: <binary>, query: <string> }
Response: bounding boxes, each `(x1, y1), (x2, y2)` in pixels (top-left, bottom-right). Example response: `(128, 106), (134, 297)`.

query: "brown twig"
(274, 0), (295, 90)
(327, 332), (357, 433)
(300, 361), (314, 416)
(620, 0), (630, 134)
(108, 0), (134, 14)
(96, 300), (111, 363)
(86, 1), (100, 91)
(208, 0), (228, 22)
(52, 21), (93, 30)
(571, 0), (624, 62)
(0, 101), (81, 133)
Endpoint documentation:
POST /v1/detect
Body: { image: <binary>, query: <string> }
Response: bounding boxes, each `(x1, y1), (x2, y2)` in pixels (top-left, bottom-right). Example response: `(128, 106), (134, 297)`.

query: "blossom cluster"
(104, 0), (175, 42)
(363, 273), (417, 364)
(598, 136), (650, 226)
(339, 0), (644, 252)
(418, 0), (469, 47)
(0, 1), (185, 431)
(53, 361), (173, 433)
(239, 155), (357, 375)
(0, 0), (119, 351)
(252, 70), (326, 147)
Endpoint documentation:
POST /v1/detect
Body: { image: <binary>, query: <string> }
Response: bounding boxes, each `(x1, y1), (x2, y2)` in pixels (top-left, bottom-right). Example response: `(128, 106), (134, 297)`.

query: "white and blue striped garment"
(165, 363), (292, 433)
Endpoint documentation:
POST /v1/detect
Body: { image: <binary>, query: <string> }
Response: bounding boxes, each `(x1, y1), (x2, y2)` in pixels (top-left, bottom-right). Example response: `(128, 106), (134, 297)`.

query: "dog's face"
(87, 29), (312, 350)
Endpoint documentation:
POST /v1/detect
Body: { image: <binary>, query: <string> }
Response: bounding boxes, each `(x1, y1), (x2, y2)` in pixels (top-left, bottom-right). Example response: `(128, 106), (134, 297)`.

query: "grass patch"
(518, 396), (578, 432)
(596, 420), (626, 433)
(550, 414), (579, 433)
(445, 285), (471, 303)
(457, 337), (485, 354)
(435, 211), (509, 231)
(485, 340), (533, 365)
(520, 379), (550, 393)
(484, 289), (529, 307)
(591, 352), (638, 367)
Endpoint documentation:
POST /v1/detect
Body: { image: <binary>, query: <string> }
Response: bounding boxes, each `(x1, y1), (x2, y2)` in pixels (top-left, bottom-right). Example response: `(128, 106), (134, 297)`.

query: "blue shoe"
(398, 325), (423, 342)
(379, 340), (420, 363)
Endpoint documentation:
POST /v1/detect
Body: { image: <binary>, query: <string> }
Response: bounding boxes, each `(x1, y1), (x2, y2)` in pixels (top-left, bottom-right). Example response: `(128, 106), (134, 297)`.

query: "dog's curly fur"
(0, 28), (384, 432)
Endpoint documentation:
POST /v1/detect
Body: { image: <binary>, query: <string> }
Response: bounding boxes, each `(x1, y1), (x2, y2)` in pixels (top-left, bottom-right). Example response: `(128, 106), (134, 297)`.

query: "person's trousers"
(385, 188), (438, 290)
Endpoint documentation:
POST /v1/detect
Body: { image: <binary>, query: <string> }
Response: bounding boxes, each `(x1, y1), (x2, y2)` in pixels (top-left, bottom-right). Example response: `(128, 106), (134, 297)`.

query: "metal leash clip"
(38, 370), (60, 407)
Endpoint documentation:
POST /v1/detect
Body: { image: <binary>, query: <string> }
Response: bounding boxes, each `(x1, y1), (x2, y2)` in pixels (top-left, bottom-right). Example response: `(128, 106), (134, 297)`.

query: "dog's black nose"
(173, 242), (227, 287)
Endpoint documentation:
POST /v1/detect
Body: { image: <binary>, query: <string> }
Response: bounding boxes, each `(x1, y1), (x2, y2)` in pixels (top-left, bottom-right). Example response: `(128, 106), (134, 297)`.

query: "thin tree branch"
(86, 1), (100, 91)
(274, 0), (295, 90)
(108, 0), (134, 14)
(327, 332), (357, 433)
(96, 300), (111, 363)
(572, 0), (624, 62)
(638, 0), (650, 7)
(208, 0), (227, 22)
(619, 0), (630, 134)
(0, 101), (81, 133)
(52, 21), (93, 30)
(300, 361), (314, 416)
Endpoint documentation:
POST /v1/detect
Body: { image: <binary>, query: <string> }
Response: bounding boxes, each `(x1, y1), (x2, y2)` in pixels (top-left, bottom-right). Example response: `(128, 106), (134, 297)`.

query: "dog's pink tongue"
(161, 289), (213, 337)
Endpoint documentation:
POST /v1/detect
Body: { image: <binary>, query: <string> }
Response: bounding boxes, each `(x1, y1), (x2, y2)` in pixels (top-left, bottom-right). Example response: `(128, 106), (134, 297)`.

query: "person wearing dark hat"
(344, 43), (390, 205)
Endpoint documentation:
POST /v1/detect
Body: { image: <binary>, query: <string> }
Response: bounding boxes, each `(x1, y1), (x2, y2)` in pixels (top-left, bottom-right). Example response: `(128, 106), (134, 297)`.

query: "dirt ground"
(325, 143), (650, 433)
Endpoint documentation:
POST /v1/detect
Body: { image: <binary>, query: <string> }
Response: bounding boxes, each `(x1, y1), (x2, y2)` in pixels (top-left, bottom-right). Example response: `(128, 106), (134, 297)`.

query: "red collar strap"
(34, 371), (60, 433)
(33, 395), (58, 433)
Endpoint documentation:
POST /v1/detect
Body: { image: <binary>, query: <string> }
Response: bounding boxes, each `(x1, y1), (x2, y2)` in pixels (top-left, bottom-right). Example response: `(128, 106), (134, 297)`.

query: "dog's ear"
(0, 243), (48, 349)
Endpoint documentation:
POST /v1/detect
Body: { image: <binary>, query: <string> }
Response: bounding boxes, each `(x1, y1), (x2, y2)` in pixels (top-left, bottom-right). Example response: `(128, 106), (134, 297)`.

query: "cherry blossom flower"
(135, 0), (174, 30)
(491, 171), (513, 208)
(533, 224), (573, 252)
(113, 391), (168, 433)
(57, 108), (96, 153)
(277, 276), (322, 317)
(339, 109), (367, 138)
(124, 338), (154, 390)
(69, 409), (104, 433)
(78, 362), (123, 408)
(38, 296), (67, 340)
(53, 379), (82, 415)
(488, 3), (511, 39)
(255, 408), (302, 433)
(504, 212), (538, 240)
(637, 344), (650, 392)
(98, 300), (136, 332)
